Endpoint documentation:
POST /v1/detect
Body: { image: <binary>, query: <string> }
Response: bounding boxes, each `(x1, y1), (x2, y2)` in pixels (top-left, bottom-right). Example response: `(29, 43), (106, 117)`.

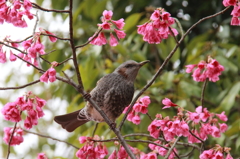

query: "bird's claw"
(83, 93), (91, 100)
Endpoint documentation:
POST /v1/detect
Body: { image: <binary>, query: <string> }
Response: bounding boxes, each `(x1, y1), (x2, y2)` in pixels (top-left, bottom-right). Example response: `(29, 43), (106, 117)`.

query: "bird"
(54, 60), (149, 132)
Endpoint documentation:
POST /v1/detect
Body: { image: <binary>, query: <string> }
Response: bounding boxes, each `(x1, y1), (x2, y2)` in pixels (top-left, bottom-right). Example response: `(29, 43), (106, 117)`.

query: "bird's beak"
(139, 60), (150, 67)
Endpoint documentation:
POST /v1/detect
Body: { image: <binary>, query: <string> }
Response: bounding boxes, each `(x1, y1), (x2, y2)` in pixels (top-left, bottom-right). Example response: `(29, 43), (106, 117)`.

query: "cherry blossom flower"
(1, 92), (46, 130)
(89, 10), (126, 46)
(40, 67), (57, 83)
(37, 153), (48, 159)
(216, 111), (228, 122)
(222, 0), (240, 25)
(76, 135), (108, 159)
(0, 0), (33, 27)
(137, 8), (178, 44)
(162, 98), (178, 109)
(185, 57), (224, 82)
(3, 127), (24, 146)
(200, 145), (233, 159)
(123, 96), (151, 125)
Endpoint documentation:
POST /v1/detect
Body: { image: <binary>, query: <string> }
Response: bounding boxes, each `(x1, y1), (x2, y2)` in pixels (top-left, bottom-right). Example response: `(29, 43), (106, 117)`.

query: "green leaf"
(218, 81), (240, 112)
(124, 13), (142, 32)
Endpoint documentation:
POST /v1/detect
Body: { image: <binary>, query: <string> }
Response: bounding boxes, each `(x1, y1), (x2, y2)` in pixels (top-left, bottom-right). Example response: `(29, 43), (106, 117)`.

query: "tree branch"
(23, 129), (79, 150)
(0, 80), (40, 90)
(32, 2), (69, 13)
(201, 80), (208, 107)
(6, 123), (18, 159)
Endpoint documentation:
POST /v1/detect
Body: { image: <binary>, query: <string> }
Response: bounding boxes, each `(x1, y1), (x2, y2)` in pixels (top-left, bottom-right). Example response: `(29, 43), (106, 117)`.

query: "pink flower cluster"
(200, 145), (233, 159)
(40, 67), (56, 83)
(0, 42), (18, 63)
(137, 8), (178, 44)
(76, 136), (108, 159)
(148, 98), (228, 143)
(110, 145), (141, 159)
(0, 0), (33, 27)
(185, 57), (224, 82)
(123, 96), (151, 125)
(3, 127), (24, 146)
(37, 153), (48, 159)
(222, 0), (240, 25)
(21, 29), (57, 67)
(1, 91), (46, 129)
(89, 10), (126, 46)
(148, 140), (177, 159)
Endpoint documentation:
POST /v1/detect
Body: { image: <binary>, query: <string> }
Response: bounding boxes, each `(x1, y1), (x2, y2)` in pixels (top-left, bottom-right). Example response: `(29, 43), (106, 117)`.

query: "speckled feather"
(81, 73), (134, 122)
(54, 60), (149, 132)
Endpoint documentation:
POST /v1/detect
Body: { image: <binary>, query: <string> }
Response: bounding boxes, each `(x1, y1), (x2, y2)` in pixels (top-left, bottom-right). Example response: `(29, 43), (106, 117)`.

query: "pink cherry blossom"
(137, 8), (178, 44)
(162, 98), (178, 109)
(37, 153), (48, 159)
(102, 10), (113, 20)
(44, 30), (57, 42)
(185, 57), (224, 82)
(89, 10), (126, 46)
(3, 127), (24, 146)
(222, 0), (240, 25)
(216, 111), (228, 122)
(0, 0), (33, 27)
(109, 33), (118, 46)
(98, 21), (111, 30)
(89, 32), (107, 46)
(117, 146), (128, 159)
(95, 144), (108, 158)
(140, 96), (151, 106)
(111, 18), (125, 29)
(10, 50), (17, 61)
(199, 149), (214, 159)
(132, 115), (141, 125)
(1, 102), (21, 122)
(148, 120), (161, 138)
(40, 67), (57, 83)
(0, 51), (7, 63)
(114, 29), (126, 39)
(219, 123), (228, 133)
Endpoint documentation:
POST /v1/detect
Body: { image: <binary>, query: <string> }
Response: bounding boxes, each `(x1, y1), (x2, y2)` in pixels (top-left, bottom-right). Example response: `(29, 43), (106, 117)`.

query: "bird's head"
(114, 60), (149, 82)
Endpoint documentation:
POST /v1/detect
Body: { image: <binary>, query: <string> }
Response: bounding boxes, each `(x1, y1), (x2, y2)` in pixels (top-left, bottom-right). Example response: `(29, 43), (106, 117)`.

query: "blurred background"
(0, 0), (239, 158)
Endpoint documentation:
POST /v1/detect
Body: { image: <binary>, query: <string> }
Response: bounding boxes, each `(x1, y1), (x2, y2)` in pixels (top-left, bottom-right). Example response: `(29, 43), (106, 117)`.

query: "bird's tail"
(54, 109), (89, 132)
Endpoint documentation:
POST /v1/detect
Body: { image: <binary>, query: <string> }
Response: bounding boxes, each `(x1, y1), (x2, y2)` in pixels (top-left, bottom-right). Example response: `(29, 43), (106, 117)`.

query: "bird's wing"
(103, 82), (134, 121)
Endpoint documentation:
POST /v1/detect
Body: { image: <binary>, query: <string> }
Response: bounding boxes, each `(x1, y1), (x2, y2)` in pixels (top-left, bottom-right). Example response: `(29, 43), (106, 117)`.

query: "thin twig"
(164, 136), (180, 159)
(201, 80), (208, 107)
(119, 6), (231, 131)
(91, 138), (169, 150)
(58, 58), (73, 66)
(179, 147), (195, 158)
(23, 129), (79, 150)
(0, 41), (27, 54)
(75, 28), (103, 49)
(168, 26), (179, 44)
(13, 53), (45, 72)
(32, 2), (69, 13)
(189, 129), (204, 143)
(6, 123), (18, 159)
(33, 10), (39, 35)
(146, 113), (154, 121)
(0, 80), (40, 90)
(41, 33), (70, 41)
(92, 123), (98, 137)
